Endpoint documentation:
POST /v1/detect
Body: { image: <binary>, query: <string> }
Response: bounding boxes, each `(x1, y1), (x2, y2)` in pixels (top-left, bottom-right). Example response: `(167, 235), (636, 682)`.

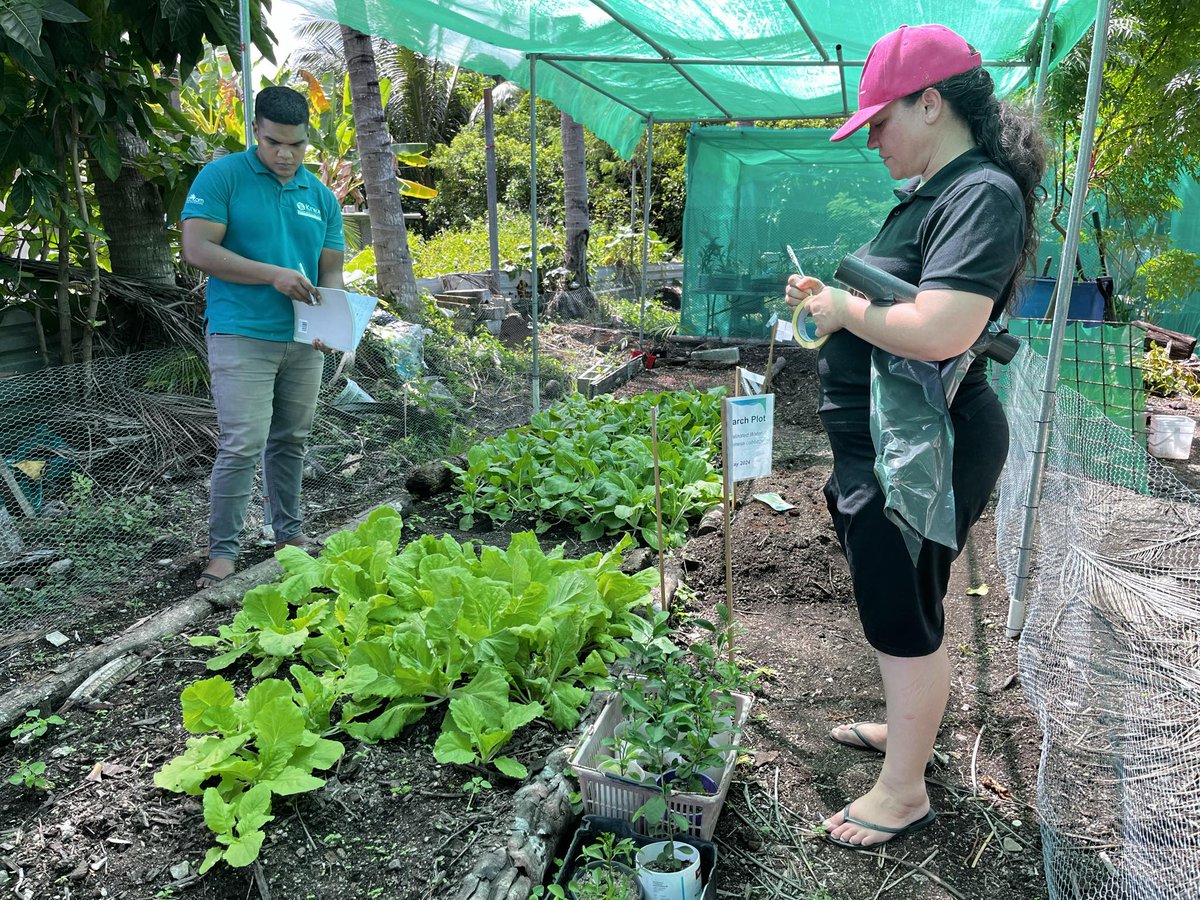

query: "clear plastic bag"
(869, 323), (1011, 564)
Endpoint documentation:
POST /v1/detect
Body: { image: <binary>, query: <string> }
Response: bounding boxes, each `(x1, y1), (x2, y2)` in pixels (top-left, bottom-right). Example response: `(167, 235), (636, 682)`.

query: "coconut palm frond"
(468, 79), (525, 127)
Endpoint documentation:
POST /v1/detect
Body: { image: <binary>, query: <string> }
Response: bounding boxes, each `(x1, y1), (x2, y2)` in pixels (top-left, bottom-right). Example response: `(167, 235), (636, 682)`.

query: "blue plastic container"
(1012, 276), (1106, 324)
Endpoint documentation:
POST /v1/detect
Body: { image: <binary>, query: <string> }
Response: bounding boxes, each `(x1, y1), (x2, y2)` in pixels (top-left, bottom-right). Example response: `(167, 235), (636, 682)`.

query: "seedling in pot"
(532, 830), (643, 900)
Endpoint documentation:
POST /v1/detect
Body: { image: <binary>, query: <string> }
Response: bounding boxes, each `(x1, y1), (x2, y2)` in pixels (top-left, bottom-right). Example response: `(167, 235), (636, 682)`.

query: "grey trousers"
(206, 333), (323, 560)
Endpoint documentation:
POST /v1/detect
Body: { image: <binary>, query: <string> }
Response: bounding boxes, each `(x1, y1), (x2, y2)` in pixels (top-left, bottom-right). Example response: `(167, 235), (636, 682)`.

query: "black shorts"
(821, 391), (1009, 657)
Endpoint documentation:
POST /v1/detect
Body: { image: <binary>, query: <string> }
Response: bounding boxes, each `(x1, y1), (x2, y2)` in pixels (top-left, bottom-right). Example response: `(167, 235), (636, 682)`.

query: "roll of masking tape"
(790, 297), (827, 349)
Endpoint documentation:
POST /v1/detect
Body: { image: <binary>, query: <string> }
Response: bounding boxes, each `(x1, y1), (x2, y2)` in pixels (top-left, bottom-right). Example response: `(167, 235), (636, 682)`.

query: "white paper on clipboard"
(291, 288), (379, 352)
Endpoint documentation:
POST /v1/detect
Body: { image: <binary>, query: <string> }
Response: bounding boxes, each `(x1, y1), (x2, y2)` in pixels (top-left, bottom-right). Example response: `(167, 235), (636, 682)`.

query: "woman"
(785, 24), (1046, 849)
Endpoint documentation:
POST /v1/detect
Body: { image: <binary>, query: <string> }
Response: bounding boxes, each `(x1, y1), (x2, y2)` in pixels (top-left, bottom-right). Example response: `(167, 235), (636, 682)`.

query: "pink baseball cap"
(830, 24), (982, 142)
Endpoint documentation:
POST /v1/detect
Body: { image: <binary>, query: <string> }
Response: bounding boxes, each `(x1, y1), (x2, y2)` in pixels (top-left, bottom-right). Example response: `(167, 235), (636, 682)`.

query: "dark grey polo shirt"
(818, 147), (1024, 430)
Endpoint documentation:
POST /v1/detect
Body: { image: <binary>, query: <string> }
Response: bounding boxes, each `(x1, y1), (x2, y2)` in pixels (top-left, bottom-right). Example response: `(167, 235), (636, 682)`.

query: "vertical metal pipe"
(1007, 0), (1112, 638)
(484, 84), (501, 286)
(528, 56), (541, 414)
(639, 114), (655, 346)
(1034, 11), (1056, 118)
(239, 0), (254, 146)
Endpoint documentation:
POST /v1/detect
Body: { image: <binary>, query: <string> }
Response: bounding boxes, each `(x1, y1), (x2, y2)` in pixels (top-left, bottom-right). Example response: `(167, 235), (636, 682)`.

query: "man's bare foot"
(823, 782), (932, 848)
(830, 722), (888, 754)
(195, 557), (235, 589)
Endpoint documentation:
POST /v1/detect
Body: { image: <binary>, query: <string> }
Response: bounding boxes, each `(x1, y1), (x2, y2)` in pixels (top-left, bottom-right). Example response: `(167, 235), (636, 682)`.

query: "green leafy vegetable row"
(449, 389), (725, 547)
(158, 508), (654, 870)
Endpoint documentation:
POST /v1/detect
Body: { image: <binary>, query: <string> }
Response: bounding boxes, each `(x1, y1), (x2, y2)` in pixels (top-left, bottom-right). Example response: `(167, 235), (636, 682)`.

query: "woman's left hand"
(787, 274), (845, 337)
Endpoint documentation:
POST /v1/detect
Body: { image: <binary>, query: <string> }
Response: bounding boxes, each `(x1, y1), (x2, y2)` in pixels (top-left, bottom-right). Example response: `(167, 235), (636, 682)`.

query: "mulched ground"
(0, 341), (1079, 899)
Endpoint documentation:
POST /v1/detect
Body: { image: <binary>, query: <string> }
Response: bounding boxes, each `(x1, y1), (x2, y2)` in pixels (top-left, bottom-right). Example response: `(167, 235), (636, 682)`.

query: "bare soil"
(0, 342), (1050, 900)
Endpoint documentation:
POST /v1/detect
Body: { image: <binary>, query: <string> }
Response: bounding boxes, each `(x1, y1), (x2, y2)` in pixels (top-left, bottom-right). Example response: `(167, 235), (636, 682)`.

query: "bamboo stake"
(763, 321), (778, 394)
(651, 405), (668, 613)
(721, 397), (736, 664)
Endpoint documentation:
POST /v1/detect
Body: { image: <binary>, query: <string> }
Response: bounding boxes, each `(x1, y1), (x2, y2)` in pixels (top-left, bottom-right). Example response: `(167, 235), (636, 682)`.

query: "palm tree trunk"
(92, 125), (175, 286)
(54, 127), (75, 364)
(556, 111), (596, 319)
(562, 111), (590, 288)
(340, 24), (419, 317)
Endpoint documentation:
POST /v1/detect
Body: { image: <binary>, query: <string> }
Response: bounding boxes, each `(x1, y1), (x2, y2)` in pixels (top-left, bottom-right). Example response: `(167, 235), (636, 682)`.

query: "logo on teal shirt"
(295, 201), (321, 221)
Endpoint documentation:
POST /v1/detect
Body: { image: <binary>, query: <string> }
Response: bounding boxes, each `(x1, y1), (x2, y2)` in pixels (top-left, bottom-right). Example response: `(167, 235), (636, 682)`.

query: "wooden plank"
(0, 464), (37, 517)
(1132, 320), (1197, 360)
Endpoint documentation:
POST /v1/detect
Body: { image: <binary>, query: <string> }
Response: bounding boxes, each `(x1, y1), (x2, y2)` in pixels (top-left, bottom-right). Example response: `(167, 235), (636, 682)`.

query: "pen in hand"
(298, 263), (321, 305)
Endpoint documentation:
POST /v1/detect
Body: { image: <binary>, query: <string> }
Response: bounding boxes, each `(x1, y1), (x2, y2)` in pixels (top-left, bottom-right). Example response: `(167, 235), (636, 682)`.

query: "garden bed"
(0, 345), (1051, 900)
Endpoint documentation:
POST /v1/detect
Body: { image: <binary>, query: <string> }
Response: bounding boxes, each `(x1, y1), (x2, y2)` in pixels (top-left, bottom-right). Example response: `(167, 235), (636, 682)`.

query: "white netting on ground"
(0, 324), (529, 678)
(995, 344), (1200, 900)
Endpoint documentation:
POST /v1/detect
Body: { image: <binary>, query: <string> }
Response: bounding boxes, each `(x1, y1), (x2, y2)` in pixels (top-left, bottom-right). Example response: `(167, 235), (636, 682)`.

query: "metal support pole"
(835, 44), (849, 115)
(528, 56), (541, 414)
(239, 0), (254, 146)
(1007, 0), (1112, 638)
(484, 84), (501, 286)
(1034, 11), (1056, 118)
(638, 114), (655, 346)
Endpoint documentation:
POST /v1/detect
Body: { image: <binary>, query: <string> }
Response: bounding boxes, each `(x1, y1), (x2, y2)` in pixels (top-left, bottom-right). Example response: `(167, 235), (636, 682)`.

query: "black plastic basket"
(552, 815), (718, 900)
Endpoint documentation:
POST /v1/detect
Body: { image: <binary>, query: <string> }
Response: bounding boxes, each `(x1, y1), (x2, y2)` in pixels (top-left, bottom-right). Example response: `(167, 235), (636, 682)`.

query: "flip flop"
(195, 570), (232, 590)
(830, 722), (885, 755)
(826, 805), (937, 851)
(830, 723), (939, 769)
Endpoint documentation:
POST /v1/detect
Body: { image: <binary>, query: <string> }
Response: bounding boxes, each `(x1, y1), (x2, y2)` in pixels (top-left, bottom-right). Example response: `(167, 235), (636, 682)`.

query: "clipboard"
(291, 288), (379, 352)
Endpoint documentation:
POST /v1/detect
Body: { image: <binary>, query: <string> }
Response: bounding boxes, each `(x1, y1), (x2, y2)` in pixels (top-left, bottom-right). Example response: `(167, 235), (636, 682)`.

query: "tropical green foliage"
(1142, 343), (1200, 398)
(425, 95), (689, 248)
(1044, 0), (1200, 306)
(450, 390), (724, 547)
(600, 296), (680, 338)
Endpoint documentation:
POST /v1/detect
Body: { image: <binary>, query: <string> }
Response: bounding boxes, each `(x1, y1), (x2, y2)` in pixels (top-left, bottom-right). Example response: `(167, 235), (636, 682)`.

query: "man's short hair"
(255, 86), (309, 126)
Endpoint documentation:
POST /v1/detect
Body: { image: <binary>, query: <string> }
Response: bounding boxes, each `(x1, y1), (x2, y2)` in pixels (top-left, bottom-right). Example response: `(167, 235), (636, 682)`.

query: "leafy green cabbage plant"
(450, 390), (724, 547)
(166, 507), (653, 870)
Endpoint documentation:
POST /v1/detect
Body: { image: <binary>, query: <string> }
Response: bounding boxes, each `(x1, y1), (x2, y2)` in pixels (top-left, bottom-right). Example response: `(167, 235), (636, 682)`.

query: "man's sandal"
(195, 571), (232, 590)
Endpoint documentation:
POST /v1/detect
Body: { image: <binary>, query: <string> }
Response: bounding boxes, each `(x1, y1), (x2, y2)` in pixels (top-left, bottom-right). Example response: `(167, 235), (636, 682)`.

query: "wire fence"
(994, 342), (1200, 900)
(0, 318), (532, 684)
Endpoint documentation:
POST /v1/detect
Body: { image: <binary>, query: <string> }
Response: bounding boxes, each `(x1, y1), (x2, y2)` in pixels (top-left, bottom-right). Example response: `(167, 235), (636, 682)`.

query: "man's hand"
(273, 268), (319, 304)
(312, 339), (334, 354)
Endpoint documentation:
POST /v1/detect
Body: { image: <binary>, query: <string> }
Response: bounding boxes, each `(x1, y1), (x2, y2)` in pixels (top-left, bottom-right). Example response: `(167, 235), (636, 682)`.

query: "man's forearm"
(185, 237), (285, 286)
(318, 270), (345, 290)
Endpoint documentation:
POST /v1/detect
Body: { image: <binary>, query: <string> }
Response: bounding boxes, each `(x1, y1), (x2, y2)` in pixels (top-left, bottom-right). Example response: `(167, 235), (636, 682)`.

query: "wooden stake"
(651, 406), (668, 614)
(763, 321), (778, 395)
(721, 398), (736, 664)
(730, 370), (740, 510)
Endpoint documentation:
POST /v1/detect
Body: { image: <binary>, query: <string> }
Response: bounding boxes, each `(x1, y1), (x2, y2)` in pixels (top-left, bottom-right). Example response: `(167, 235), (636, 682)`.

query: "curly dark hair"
(255, 86), (309, 127)
(905, 66), (1047, 307)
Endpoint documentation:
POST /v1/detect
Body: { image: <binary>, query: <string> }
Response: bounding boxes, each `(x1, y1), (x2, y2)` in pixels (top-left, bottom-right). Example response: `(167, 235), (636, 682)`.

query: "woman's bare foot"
(195, 557), (235, 589)
(823, 781), (932, 847)
(830, 722), (888, 753)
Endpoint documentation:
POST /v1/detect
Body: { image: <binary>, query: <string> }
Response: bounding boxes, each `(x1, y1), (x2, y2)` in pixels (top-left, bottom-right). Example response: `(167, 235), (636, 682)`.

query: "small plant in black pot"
(534, 830), (643, 900)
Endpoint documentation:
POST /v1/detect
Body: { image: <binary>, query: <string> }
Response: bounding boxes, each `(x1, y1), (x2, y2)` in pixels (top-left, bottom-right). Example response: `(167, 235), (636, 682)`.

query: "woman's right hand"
(786, 274), (825, 308)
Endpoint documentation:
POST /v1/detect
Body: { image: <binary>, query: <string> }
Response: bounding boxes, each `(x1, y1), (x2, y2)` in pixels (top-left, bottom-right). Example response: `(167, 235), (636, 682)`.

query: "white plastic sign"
(725, 394), (774, 482)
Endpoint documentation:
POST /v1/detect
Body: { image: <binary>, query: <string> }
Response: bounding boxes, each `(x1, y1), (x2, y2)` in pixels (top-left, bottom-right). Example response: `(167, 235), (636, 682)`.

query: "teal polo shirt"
(182, 148), (345, 341)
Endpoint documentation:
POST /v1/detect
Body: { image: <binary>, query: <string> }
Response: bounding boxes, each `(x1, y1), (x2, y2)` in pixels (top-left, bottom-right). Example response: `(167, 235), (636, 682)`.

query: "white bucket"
(1148, 414), (1197, 460)
(635, 841), (702, 900)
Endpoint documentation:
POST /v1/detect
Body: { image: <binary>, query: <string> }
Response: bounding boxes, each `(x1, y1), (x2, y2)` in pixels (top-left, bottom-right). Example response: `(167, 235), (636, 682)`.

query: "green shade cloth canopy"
(298, 0), (1096, 158)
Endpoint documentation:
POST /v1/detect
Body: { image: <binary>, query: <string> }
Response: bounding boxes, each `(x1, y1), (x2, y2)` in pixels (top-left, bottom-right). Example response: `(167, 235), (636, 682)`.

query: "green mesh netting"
(680, 125), (895, 337)
(300, 0), (1096, 159)
(999, 320), (1149, 492)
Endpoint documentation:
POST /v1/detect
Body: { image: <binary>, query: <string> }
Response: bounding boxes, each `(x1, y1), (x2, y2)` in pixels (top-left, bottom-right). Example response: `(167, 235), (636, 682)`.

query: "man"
(182, 85), (344, 588)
